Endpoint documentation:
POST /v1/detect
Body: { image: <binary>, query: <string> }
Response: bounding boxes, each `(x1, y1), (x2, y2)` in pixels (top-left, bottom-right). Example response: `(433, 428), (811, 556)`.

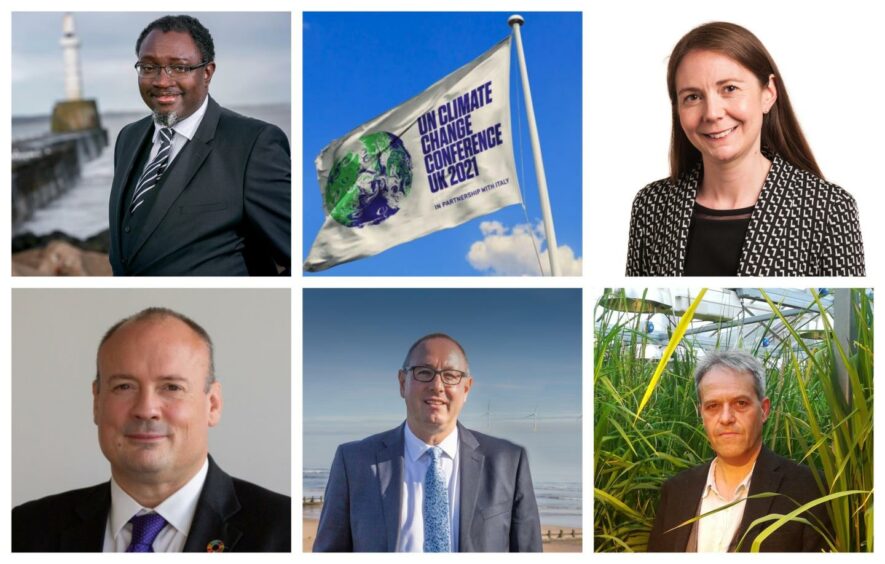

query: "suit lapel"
(674, 462), (709, 551)
(127, 96), (220, 265)
(109, 118), (153, 265)
(182, 455), (243, 553)
(673, 167), (700, 276)
(59, 482), (111, 551)
(457, 423), (484, 552)
(376, 424), (404, 552)
(730, 447), (781, 551)
(739, 154), (787, 276)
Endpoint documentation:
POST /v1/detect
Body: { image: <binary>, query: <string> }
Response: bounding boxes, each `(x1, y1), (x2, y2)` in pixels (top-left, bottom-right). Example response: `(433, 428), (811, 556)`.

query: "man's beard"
(153, 110), (180, 127)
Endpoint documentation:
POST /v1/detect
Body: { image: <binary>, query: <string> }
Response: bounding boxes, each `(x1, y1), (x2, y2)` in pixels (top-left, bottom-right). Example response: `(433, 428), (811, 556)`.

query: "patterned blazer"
(626, 153), (865, 276)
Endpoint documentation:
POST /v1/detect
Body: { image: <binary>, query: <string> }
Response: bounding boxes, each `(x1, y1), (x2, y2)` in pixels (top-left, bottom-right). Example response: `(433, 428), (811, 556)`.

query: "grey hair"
(694, 350), (766, 402)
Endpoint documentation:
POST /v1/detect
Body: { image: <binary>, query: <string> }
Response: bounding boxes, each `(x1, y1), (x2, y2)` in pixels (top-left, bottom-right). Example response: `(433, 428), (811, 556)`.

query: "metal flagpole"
(508, 14), (561, 276)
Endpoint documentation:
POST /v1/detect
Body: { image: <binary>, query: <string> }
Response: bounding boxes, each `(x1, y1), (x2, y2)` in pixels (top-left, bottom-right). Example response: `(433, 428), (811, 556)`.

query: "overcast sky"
(11, 12), (290, 116)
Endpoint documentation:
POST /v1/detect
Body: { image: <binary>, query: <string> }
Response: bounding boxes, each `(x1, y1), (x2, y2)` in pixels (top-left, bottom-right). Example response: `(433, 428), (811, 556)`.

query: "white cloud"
(467, 221), (582, 276)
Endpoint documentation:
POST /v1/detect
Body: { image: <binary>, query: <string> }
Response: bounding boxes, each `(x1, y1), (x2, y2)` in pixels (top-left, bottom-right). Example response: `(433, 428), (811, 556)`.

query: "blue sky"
(302, 12), (582, 276)
(302, 289), (582, 480)
(11, 12), (290, 115)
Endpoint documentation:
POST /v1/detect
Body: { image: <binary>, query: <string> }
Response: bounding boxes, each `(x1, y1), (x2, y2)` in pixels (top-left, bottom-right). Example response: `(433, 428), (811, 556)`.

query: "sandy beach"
(303, 514), (582, 552)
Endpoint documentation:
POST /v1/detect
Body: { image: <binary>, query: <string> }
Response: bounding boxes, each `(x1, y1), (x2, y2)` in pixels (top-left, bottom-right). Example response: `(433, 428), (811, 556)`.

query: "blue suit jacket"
(108, 96), (291, 276)
(313, 422), (542, 552)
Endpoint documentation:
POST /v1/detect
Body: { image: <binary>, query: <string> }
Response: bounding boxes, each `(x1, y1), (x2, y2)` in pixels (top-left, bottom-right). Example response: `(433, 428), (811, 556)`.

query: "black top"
(627, 152), (865, 276)
(684, 202), (754, 276)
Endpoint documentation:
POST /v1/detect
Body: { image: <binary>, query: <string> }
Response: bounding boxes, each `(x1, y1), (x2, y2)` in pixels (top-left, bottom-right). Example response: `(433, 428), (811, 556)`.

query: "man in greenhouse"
(647, 350), (830, 552)
(11, 307), (291, 552)
(313, 333), (542, 552)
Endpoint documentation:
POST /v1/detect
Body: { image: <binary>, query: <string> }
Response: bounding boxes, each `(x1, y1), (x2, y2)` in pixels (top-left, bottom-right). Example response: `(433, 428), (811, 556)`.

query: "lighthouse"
(60, 13), (83, 101)
(51, 13), (104, 135)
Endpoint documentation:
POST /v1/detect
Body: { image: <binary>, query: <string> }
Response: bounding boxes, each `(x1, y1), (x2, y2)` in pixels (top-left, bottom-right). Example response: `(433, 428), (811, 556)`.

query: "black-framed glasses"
(135, 61), (209, 78)
(406, 366), (467, 386)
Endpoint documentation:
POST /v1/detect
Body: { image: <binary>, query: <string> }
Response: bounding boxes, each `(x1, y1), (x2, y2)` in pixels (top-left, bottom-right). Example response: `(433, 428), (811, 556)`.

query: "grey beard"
(153, 110), (180, 127)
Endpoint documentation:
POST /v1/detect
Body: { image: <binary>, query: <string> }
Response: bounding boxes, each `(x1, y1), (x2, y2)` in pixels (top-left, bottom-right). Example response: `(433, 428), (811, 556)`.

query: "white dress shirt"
(141, 95), (209, 174)
(397, 424), (460, 552)
(103, 458), (209, 552)
(697, 457), (755, 552)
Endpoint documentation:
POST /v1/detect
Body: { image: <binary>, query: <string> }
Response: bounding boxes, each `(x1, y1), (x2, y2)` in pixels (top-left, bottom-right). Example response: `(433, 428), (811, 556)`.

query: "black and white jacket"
(626, 153), (866, 276)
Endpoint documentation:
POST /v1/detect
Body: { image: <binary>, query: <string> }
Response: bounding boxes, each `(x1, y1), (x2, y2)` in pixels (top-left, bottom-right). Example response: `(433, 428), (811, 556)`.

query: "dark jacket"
(109, 96), (291, 276)
(647, 447), (830, 552)
(626, 153), (865, 276)
(12, 455), (291, 552)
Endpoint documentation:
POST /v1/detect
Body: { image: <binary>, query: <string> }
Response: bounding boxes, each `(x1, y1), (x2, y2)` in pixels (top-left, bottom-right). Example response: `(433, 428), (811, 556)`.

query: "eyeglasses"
(406, 366), (468, 386)
(135, 61), (209, 78)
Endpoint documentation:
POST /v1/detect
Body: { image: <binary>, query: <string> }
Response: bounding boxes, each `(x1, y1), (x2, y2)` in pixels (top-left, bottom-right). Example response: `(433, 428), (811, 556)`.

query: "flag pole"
(508, 14), (561, 276)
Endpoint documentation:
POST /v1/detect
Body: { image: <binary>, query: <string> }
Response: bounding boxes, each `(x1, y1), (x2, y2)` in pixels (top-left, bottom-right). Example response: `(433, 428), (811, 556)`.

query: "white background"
(588, 0), (882, 281)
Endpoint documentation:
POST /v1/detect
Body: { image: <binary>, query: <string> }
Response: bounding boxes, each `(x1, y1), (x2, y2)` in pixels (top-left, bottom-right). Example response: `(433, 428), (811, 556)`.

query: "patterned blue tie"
(130, 127), (174, 214)
(423, 446), (451, 552)
(126, 512), (167, 552)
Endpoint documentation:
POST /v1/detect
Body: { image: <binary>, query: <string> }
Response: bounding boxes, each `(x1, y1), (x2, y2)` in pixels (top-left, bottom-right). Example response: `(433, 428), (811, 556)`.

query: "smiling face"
(398, 337), (472, 444)
(698, 366), (770, 466)
(674, 49), (776, 167)
(137, 30), (214, 126)
(94, 316), (222, 489)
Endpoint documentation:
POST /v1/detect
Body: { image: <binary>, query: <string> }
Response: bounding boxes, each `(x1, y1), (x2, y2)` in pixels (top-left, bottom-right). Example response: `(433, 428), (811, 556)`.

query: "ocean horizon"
(12, 102), (290, 238)
(303, 467), (583, 529)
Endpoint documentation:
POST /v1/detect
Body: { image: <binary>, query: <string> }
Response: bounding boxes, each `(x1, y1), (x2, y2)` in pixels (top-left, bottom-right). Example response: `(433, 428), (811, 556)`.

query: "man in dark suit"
(109, 15), (290, 276)
(12, 307), (290, 552)
(313, 333), (542, 552)
(647, 351), (830, 552)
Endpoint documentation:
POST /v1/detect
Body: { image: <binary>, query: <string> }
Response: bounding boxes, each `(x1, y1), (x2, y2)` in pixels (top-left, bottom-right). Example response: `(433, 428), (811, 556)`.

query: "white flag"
(304, 37), (522, 272)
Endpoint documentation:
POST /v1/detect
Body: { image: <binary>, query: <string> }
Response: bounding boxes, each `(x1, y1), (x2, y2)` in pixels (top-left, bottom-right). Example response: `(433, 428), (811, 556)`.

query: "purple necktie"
(126, 512), (167, 552)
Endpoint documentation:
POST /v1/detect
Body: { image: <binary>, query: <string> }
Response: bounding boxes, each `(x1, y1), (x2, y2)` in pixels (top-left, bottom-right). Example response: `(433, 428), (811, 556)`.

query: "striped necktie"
(423, 446), (451, 552)
(126, 512), (167, 552)
(130, 127), (174, 214)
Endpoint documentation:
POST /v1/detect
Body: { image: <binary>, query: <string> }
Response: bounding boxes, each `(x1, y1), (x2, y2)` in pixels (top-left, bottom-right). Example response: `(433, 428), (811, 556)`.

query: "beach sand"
(302, 515), (582, 552)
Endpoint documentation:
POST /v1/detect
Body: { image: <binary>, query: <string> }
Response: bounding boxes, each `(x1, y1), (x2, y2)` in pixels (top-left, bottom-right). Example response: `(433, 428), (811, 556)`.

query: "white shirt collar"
(152, 94), (209, 143)
(403, 422), (459, 463)
(702, 457), (754, 501)
(108, 457), (209, 541)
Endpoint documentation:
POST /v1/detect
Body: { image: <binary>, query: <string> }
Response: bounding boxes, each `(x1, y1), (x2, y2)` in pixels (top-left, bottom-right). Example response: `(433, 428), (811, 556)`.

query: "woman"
(626, 22), (865, 276)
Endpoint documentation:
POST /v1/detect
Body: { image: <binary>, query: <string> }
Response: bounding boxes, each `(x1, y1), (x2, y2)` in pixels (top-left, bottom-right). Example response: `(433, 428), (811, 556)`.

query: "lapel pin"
(206, 539), (225, 552)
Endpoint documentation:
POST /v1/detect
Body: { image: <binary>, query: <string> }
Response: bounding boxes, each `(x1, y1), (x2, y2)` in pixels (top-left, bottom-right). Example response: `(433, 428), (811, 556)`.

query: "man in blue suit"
(108, 15), (290, 276)
(313, 333), (542, 552)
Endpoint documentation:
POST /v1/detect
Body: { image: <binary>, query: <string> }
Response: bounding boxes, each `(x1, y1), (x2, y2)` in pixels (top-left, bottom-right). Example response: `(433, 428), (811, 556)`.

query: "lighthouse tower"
(60, 13), (83, 100)
(51, 13), (104, 135)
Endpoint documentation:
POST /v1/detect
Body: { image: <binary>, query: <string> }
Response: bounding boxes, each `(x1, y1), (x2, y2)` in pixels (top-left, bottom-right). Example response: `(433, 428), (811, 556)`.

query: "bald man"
(13, 307), (290, 552)
(314, 333), (542, 552)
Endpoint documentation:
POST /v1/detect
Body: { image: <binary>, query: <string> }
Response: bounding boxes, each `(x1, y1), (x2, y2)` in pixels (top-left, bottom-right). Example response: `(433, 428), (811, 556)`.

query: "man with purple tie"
(12, 307), (290, 552)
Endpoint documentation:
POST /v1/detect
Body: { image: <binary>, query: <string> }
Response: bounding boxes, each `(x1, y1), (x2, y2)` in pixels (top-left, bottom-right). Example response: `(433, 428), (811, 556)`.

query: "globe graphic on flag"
(324, 131), (413, 227)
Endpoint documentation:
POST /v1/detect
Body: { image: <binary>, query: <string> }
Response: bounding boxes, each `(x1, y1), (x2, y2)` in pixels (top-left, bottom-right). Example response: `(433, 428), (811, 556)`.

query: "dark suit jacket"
(313, 422), (542, 552)
(108, 96), (291, 276)
(12, 455), (291, 552)
(647, 447), (830, 552)
(626, 152), (865, 276)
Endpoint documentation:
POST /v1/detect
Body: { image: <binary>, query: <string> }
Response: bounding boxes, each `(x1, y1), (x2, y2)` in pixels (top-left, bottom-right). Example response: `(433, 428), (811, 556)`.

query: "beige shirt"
(697, 458), (754, 552)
